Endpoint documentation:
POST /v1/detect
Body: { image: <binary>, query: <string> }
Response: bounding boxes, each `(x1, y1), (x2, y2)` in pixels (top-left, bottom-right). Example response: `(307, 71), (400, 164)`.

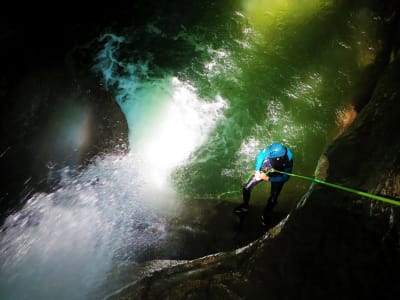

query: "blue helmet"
(268, 142), (286, 158)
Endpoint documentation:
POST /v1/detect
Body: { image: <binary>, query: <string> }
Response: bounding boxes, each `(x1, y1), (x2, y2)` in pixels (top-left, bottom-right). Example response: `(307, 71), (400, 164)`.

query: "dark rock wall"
(0, 21), (129, 222)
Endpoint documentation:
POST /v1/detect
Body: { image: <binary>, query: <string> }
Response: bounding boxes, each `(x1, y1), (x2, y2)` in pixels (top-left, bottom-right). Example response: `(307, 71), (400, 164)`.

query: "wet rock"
(0, 28), (129, 222)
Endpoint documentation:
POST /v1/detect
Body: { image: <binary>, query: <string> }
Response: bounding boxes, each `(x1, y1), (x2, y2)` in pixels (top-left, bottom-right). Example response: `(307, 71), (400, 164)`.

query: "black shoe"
(233, 204), (249, 215)
(261, 215), (267, 227)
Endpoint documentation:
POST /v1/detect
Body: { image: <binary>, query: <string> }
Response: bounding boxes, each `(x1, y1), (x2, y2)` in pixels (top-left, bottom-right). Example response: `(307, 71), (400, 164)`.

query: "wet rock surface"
(94, 199), (286, 300)
(120, 199), (288, 263)
(0, 24), (129, 223)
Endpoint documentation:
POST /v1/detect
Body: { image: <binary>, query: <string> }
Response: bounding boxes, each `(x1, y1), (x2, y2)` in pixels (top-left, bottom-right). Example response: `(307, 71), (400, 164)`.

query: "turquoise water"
(93, 0), (383, 210)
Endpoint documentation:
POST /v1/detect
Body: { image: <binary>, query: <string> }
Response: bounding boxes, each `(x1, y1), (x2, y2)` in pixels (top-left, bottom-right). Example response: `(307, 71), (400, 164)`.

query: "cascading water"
(0, 35), (227, 300)
(0, 1), (386, 299)
(0, 71), (226, 299)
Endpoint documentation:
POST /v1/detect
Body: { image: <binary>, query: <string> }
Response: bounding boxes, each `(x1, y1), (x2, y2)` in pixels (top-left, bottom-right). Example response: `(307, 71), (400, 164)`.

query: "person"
(234, 142), (293, 226)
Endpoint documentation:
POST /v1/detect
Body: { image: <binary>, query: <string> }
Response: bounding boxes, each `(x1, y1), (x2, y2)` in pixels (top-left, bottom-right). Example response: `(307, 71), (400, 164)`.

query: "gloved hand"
(255, 170), (269, 181)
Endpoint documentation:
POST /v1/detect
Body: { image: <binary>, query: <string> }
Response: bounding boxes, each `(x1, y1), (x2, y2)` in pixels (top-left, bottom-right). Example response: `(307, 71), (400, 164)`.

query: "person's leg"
(262, 181), (285, 224)
(234, 176), (260, 214)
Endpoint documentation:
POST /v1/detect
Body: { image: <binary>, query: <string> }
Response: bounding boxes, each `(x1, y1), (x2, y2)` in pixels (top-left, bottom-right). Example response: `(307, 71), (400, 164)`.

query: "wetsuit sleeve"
(255, 147), (269, 170)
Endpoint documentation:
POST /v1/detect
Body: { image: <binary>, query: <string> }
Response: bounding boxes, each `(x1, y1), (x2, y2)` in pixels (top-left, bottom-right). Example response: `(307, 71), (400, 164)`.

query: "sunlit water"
(0, 75), (225, 299)
(0, 0), (385, 299)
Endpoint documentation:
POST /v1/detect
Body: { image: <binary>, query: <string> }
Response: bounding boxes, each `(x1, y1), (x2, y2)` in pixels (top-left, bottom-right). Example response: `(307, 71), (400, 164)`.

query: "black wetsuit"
(241, 146), (293, 218)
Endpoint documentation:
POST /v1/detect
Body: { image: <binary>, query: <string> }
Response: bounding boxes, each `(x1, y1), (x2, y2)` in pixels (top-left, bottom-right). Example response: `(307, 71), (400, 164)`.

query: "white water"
(0, 35), (227, 298)
(0, 153), (159, 299)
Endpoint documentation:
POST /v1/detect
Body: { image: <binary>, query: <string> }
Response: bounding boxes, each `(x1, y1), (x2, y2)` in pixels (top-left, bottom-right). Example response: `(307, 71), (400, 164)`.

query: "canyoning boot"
(233, 203), (249, 215)
(233, 203), (248, 232)
(261, 209), (273, 227)
(261, 215), (268, 227)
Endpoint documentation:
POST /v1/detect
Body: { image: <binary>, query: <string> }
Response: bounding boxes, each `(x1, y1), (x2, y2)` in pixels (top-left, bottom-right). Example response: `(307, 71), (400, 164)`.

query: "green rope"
(213, 172), (255, 199)
(269, 168), (400, 206)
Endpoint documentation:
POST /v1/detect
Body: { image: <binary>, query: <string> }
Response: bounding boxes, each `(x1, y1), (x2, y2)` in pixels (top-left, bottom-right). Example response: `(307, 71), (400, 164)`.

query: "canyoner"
(234, 142), (294, 228)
